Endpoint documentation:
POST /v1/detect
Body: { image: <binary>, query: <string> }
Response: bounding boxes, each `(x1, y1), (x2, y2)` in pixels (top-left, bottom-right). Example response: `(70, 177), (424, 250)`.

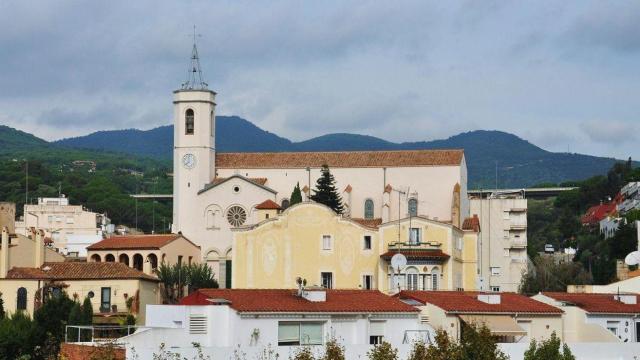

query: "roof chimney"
(477, 293), (501, 304)
(1, 226), (9, 278)
(34, 229), (45, 268)
(614, 294), (637, 305)
(301, 286), (326, 302)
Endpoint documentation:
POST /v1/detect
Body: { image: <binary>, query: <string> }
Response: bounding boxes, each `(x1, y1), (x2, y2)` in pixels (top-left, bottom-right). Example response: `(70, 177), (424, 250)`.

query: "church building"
(172, 43), (470, 288)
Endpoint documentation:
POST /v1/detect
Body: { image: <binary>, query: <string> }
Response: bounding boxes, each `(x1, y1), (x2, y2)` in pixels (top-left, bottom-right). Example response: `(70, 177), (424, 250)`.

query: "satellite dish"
(391, 253), (407, 271)
(625, 251), (640, 266)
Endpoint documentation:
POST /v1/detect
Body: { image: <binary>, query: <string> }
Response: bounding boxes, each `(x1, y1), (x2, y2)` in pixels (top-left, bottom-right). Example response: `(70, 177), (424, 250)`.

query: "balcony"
(510, 240), (527, 249)
(511, 257), (527, 264)
(509, 222), (527, 230)
(387, 241), (442, 251)
(509, 208), (527, 213)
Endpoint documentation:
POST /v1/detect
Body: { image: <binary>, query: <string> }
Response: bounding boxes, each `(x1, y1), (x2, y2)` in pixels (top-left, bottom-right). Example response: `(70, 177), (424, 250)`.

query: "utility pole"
(392, 188), (406, 243)
(25, 160), (29, 205)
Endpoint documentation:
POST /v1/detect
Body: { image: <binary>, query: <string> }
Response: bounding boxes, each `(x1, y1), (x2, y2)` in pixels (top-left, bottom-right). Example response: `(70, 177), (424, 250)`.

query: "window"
(185, 109), (195, 135)
(407, 272), (419, 290)
(189, 314), (207, 334)
(363, 235), (372, 250)
(281, 199), (290, 209)
(490, 267), (501, 276)
(226, 206), (247, 227)
(408, 198), (418, 217)
(362, 275), (373, 290)
(321, 272), (333, 289)
(364, 199), (374, 219)
(16, 287), (27, 311)
(409, 228), (421, 244)
(491, 286), (500, 292)
(178, 255), (183, 266)
(431, 268), (439, 290)
(369, 321), (385, 345)
(66, 216), (74, 224)
(322, 235), (332, 250)
(607, 321), (620, 336)
(265, 213), (270, 219)
(278, 322), (323, 346)
(100, 287), (111, 312)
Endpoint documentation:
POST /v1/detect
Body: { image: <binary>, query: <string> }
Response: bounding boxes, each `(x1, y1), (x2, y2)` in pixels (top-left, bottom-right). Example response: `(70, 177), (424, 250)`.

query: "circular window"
(88, 291), (95, 298)
(226, 206), (247, 227)
(233, 185), (241, 193)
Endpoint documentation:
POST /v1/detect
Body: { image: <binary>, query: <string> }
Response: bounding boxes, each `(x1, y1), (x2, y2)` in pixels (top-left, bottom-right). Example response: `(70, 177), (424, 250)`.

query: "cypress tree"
(310, 165), (344, 214)
(290, 182), (303, 206)
(0, 291), (5, 319)
(81, 296), (93, 325)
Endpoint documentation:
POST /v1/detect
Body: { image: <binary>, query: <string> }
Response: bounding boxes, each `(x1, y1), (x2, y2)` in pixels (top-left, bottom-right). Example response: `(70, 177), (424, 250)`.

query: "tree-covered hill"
(53, 117), (630, 188)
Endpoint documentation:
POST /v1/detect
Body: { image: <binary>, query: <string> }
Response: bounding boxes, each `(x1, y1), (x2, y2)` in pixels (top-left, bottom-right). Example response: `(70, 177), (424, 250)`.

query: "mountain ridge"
(6, 117), (629, 188)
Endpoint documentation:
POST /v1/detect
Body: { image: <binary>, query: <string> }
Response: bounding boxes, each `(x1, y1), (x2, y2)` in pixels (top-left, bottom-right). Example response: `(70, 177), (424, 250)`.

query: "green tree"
(367, 341), (398, 360)
(425, 330), (462, 360)
(310, 165), (344, 214)
(524, 332), (574, 360)
(519, 256), (592, 295)
(321, 337), (345, 360)
(82, 296), (94, 325)
(32, 291), (75, 354)
(187, 262), (220, 293)
(157, 263), (219, 303)
(290, 182), (303, 206)
(68, 301), (83, 341)
(459, 322), (508, 360)
(0, 292), (5, 319)
(293, 346), (316, 360)
(407, 339), (429, 360)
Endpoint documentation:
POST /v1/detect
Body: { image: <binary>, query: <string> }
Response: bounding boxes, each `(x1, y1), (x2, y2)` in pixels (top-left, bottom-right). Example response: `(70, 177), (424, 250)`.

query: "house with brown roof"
(0, 261), (160, 323)
(86, 234), (201, 275)
(119, 287), (433, 358)
(534, 292), (640, 343)
(398, 290), (563, 344)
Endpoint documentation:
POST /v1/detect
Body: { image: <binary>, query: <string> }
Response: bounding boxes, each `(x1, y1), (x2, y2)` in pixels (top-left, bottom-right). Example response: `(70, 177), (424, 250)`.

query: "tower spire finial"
(181, 25), (208, 90)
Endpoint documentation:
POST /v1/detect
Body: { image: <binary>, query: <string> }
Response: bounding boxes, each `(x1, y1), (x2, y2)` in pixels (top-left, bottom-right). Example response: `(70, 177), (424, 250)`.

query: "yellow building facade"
(232, 202), (479, 292)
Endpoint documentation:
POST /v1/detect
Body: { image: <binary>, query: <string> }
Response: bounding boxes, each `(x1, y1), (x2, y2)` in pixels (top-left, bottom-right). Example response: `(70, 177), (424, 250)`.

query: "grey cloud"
(581, 121), (638, 145)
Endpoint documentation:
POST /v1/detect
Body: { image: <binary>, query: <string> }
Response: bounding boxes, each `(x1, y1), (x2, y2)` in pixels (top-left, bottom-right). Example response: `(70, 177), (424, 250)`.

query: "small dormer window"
(185, 109), (195, 135)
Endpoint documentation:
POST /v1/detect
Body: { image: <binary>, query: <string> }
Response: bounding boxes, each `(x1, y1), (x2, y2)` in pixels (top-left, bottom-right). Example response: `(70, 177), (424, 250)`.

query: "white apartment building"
(470, 191), (528, 293)
(15, 196), (110, 257)
(618, 182), (640, 215)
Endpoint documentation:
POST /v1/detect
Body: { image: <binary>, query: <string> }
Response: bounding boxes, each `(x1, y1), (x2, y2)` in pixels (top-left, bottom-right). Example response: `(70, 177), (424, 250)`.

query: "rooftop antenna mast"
(182, 25), (208, 90)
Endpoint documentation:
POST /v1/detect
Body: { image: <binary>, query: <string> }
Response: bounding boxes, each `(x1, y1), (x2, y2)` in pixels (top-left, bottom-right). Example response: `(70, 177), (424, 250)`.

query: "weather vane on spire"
(181, 25), (208, 90)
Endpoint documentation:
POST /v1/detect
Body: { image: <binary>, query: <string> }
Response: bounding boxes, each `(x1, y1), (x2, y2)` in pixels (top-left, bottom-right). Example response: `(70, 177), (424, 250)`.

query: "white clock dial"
(182, 153), (196, 169)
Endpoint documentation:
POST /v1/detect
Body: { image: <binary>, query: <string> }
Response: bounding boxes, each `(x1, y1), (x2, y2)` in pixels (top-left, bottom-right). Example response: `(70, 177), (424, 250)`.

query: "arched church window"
(364, 199), (374, 219)
(226, 205), (247, 227)
(281, 199), (290, 209)
(408, 198), (418, 217)
(16, 287), (27, 311)
(185, 109), (195, 135)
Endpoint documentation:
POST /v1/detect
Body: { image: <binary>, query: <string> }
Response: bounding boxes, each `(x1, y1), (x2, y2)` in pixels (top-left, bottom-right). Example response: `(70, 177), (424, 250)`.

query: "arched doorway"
(147, 253), (158, 272)
(90, 254), (101, 263)
(105, 254), (115, 262)
(119, 253), (129, 266)
(133, 254), (143, 271)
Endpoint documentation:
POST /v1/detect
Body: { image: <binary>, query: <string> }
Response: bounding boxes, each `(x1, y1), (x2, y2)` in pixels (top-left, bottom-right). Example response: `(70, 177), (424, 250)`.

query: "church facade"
(171, 52), (470, 288)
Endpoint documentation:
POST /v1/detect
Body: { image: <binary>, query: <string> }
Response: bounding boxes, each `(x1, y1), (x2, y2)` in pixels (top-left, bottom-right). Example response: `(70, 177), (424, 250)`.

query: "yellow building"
(232, 202), (480, 292)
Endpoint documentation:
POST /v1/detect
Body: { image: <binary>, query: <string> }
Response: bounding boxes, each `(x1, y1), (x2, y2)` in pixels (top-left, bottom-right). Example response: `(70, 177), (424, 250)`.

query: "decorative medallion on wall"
(261, 237), (277, 275)
(226, 205), (247, 227)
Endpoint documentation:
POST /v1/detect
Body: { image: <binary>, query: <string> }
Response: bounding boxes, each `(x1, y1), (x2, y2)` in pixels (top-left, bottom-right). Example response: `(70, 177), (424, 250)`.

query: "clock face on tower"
(182, 153), (196, 169)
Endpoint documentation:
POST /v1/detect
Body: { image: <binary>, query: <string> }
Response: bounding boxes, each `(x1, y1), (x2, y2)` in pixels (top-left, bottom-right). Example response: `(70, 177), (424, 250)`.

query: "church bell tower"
(172, 36), (216, 234)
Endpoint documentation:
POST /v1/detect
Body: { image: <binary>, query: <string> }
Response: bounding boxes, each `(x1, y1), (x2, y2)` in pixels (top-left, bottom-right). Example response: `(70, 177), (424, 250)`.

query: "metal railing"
(387, 241), (442, 250)
(65, 325), (145, 343)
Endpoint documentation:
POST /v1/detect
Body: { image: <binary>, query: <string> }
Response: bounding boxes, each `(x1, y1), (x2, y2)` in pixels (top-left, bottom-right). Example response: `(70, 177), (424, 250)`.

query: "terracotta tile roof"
(255, 199), (282, 210)
(87, 234), (198, 250)
(6, 262), (159, 281)
(211, 177), (268, 186)
(351, 218), (383, 229)
(216, 150), (464, 169)
(179, 289), (419, 313)
(462, 215), (480, 232)
(381, 249), (450, 261)
(399, 291), (562, 314)
(542, 292), (640, 314)
(581, 202), (617, 226)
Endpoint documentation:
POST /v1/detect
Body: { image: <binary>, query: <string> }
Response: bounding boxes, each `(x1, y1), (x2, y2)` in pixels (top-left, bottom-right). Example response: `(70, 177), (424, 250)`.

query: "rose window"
(226, 206), (247, 227)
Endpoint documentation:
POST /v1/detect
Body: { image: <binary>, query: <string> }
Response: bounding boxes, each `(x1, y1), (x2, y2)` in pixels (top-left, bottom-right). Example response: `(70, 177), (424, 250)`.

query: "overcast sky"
(0, 1), (638, 159)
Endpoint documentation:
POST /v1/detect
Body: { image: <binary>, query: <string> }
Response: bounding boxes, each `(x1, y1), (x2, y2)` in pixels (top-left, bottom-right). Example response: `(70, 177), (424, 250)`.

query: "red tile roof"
(216, 150), (464, 169)
(399, 291), (563, 314)
(542, 292), (640, 314)
(462, 215), (480, 232)
(211, 177), (268, 186)
(352, 218), (383, 229)
(581, 202), (617, 226)
(255, 199), (282, 210)
(381, 249), (450, 261)
(6, 262), (159, 281)
(87, 234), (198, 250)
(179, 289), (419, 313)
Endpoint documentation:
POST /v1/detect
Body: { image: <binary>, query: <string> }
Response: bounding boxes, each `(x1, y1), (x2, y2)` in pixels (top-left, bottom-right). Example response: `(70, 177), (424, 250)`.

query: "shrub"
(321, 337), (345, 360)
(367, 341), (398, 360)
(524, 332), (574, 360)
(292, 346), (315, 360)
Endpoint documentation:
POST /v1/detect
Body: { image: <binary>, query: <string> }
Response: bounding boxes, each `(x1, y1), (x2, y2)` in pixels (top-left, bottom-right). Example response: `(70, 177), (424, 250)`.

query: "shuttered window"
(189, 314), (207, 334)
(278, 322), (324, 346)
